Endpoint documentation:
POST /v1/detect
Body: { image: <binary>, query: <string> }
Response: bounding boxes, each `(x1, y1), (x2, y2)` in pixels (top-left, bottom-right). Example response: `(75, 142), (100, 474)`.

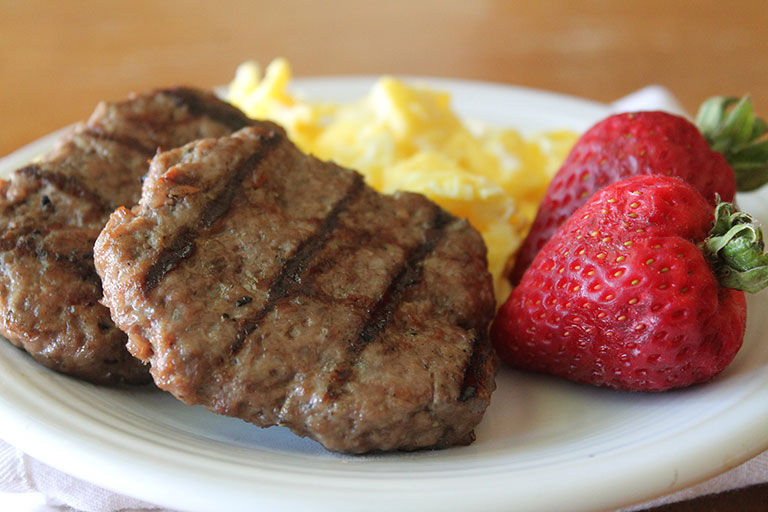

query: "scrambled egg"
(228, 58), (577, 302)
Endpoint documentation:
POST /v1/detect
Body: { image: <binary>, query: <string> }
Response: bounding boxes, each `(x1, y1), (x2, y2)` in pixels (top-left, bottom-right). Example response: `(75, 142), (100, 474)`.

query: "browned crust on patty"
(95, 125), (497, 451)
(0, 88), (256, 384)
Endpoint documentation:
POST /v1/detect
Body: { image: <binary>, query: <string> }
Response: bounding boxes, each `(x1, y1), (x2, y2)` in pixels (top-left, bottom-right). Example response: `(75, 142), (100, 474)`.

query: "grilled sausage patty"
(0, 88), (253, 384)
(95, 125), (497, 452)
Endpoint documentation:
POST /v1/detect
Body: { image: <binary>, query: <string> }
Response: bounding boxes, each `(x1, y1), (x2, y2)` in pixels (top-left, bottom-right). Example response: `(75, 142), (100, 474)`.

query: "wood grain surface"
(2, 0), (767, 156)
(1, 1), (766, 510)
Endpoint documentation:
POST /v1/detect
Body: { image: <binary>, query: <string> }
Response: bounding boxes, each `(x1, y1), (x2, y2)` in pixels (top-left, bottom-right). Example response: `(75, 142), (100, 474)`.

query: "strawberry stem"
(696, 95), (768, 192)
(702, 199), (768, 293)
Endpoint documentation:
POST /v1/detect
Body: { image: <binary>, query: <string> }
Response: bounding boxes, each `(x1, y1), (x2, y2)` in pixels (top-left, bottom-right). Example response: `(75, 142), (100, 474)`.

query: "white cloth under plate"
(1, 85), (765, 512)
(0, 441), (159, 511)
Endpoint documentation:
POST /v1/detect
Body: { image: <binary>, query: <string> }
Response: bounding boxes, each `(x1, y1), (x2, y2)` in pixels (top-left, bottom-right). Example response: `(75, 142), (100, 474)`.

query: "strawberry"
(491, 174), (768, 391)
(509, 95), (768, 285)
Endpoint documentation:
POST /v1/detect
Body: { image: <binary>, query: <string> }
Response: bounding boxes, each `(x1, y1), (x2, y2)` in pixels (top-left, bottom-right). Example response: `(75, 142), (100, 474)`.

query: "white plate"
(1, 78), (768, 512)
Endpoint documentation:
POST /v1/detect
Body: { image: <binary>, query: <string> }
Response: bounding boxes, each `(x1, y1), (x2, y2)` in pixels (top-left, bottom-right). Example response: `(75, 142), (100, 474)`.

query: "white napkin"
(621, 452), (768, 511)
(0, 440), (161, 512)
(1, 85), (765, 512)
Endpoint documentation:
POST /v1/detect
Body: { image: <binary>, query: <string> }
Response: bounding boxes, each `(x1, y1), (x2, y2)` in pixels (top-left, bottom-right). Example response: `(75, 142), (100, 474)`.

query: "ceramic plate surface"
(1, 77), (767, 512)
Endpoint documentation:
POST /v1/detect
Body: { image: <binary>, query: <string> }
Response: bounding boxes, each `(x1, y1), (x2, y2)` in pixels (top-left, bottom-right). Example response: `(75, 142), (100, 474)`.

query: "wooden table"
(3, 0), (768, 156)
(1, 1), (766, 511)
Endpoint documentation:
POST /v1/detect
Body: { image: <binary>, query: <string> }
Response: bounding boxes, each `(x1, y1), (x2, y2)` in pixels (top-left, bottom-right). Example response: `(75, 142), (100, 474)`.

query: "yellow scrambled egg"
(228, 58), (577, 302)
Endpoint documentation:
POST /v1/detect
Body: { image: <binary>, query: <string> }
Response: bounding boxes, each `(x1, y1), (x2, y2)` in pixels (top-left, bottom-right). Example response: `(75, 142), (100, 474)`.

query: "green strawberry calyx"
(696, 95), (768, 192)
(703, 199), (768, 293)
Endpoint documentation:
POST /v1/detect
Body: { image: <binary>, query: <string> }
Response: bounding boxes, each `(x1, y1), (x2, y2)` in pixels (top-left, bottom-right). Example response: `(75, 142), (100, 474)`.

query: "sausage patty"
(0, 88), (253, 384)
(95, 125), (497, 452)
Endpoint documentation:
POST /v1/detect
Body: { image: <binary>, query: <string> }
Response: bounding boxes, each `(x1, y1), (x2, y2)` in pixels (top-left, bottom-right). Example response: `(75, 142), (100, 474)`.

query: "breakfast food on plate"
(492, 174), (768, 391)
(94, 124), (497, 453)
(9, 52), (757, 457)
(0, 87), (256, 384)
(228, 58), (578, 302)
(509, 96), (768, 284)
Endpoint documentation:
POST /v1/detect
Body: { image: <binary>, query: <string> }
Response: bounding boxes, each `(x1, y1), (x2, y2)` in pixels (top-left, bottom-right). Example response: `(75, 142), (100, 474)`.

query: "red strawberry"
(491, 174), (768, 391)
(509, 96), (768, 285)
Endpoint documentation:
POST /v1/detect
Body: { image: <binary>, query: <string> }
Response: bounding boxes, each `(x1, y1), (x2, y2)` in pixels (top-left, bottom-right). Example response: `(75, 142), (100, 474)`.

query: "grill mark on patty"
(81, 126), (157, 156)
(17, 164), (111, 213)
(3, 231), (101, 287)
(142, 129), (282, 294)
(0, 225), (45, 252)
(458, 333), (487, 402)
(358, 208), (452, 347)
(58, 253), (102, 287)
(324, 208), (454, 399)
(165, 88), (254, 131)
(228, 174), (366, 356)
